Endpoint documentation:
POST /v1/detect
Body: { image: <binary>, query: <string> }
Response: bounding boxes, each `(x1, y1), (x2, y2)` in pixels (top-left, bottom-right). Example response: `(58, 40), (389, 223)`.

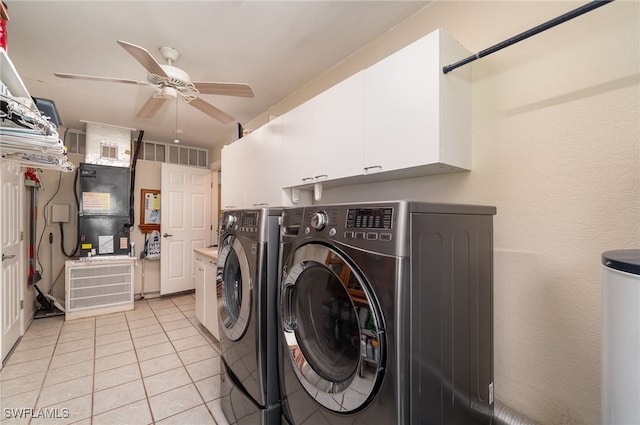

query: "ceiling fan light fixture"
(161, 86), (178, 99)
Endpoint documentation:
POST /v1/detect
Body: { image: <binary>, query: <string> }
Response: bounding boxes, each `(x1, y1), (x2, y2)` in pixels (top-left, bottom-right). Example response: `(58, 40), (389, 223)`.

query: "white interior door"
(161, 163), (212, 295)
(1, 161), (24, 362)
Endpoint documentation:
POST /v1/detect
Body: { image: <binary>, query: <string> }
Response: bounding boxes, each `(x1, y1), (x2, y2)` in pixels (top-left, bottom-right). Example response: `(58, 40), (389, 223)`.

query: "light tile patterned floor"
(0, 293), (228, 425)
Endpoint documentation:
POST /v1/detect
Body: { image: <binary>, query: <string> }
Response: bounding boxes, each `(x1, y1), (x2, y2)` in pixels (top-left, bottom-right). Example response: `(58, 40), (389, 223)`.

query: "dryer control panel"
(299, 203), (408, 257)
(343, 207), (394, 243)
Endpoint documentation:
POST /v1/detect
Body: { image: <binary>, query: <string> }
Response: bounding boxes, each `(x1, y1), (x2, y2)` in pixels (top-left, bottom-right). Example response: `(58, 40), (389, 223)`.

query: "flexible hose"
(495, 401), (538, 425)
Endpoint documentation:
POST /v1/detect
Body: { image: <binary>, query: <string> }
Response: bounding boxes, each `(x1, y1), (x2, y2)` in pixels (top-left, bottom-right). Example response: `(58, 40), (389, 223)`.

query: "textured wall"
(247, 1), (640, 423)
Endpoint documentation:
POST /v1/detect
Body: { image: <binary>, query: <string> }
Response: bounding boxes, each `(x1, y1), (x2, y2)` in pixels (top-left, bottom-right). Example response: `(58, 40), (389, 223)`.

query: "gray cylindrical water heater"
(602, 249), (640, 425)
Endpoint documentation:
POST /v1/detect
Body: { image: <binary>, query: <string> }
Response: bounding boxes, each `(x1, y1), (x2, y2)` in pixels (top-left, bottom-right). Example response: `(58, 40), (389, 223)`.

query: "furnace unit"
(78, 163), (131, 257)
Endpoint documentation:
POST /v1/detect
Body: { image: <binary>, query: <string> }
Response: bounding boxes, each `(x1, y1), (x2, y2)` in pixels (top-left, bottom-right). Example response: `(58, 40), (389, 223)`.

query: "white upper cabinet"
(220, 140), (246, 210)
(363, 29), (471, 177)
(282, 71), (364, 188)
(244, 117), (289, 207)
(222, 117), (310, 209)
(220, 30), (471, 203)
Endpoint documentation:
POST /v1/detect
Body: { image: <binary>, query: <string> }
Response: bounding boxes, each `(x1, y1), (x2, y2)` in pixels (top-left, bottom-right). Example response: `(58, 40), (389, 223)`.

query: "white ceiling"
(6, 1), (428, 151)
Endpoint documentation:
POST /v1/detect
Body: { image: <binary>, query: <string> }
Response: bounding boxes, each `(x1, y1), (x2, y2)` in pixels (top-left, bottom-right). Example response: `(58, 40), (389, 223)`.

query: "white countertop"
(194, 247), (218, 261)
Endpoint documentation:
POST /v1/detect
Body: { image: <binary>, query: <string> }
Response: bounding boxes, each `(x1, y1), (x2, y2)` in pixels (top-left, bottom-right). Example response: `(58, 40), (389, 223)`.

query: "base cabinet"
(194, 252), (219, 340)
(195, 256), (205, 325)
(203, 257), (219, 340)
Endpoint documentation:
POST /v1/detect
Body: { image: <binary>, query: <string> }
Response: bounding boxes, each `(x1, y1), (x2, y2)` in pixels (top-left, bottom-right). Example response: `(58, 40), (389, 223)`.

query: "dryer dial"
(310, 211), (328, 231)
(224, 213), (237, 229)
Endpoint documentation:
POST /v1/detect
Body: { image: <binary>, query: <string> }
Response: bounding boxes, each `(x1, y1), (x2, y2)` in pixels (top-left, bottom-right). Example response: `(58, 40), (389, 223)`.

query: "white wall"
(242, 1), (639, 423)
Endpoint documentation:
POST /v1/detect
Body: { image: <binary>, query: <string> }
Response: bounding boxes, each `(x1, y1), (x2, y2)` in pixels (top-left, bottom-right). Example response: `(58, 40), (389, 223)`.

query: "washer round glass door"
(281, 243), (385, 413)
(217, 235), (252, 341)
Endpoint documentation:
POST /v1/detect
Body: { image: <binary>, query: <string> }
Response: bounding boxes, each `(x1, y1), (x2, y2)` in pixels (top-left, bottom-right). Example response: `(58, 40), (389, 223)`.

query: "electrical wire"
(36, 170), (62, 273)
(60, 168), (81, 258)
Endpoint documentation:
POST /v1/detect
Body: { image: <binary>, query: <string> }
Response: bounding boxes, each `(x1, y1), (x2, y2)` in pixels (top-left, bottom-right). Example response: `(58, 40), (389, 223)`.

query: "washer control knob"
(225, 214), (237, 229)
(310, 211), (328, 231)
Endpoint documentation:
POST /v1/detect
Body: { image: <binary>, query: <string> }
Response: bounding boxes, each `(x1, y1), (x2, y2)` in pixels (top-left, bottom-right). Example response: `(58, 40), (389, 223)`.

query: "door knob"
(163, 233), (173, 238)
(2, 253), (16, 261)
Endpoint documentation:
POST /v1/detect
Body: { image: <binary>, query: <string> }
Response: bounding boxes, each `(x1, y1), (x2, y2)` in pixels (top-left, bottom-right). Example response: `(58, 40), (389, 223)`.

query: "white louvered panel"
(65, 260), (135, 320)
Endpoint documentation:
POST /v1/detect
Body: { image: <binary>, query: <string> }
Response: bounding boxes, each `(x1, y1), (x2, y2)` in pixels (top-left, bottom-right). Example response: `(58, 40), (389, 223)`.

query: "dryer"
(278, 201), (496, 424)
(217, 208), (281, 425)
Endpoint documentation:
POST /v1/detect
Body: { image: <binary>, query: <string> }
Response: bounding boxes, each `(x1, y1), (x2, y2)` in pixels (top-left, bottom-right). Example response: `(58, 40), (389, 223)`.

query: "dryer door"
(217, 234), (252, 341)
(281, 243), (385, 413)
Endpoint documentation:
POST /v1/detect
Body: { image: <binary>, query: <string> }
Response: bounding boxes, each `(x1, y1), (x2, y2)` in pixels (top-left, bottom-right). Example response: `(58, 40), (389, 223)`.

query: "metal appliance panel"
(78, 216), (130, 257)
(79, 163), (130, 216)
(78, 163), (131, 257)
(218, 209), (282, 424)
(278, 201), (495, 425)
(409, 212), (494, 424)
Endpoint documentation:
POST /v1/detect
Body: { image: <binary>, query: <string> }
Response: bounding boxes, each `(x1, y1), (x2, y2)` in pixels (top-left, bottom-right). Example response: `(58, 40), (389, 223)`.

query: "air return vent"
(65, 260), (134, 320)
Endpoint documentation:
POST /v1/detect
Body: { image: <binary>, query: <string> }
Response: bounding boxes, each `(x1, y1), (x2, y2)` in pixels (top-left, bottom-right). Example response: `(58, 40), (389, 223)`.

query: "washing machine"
(217, 208), (281, 425)
(278, 201), (496, 425)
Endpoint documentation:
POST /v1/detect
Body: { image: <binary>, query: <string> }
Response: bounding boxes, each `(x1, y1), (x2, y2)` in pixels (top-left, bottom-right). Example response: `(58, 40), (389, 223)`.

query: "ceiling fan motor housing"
(149, 65), (191, 88)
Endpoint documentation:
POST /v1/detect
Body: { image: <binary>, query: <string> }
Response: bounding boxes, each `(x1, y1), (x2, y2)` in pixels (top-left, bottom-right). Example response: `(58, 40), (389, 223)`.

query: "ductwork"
(495, 401), (539, 425)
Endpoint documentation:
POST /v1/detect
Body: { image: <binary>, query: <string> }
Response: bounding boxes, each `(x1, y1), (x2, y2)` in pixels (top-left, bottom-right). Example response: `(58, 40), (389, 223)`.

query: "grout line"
(29, 317), (65, 425)
(126, 298), (156, 425)
(90, 315), (96, 425)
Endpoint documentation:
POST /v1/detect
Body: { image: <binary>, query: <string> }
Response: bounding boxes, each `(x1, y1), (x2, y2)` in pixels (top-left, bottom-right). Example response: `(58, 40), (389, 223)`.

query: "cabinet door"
(220, 141), (246, 210)
(281, 99), (316, 188)
(363, 32), (441, 173)
(194, 256), (205, 325)
(311, 71), (364, 182)
(204, 258), (219, 340)
(282, 71), (364, 187)
(245, 118), (285, 207)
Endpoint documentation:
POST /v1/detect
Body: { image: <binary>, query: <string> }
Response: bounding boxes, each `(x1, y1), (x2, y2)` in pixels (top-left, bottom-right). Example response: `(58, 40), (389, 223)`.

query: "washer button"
(366, 232), (378, 240)
(329, 228), (337, 236)
(380, 233), (392, 241)
(355, 232), (365, 239)
(344, 231), (354, 239)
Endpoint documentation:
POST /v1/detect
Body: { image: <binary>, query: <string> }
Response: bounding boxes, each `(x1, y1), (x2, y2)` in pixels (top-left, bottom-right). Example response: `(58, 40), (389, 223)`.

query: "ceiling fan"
(55, 40), (254, 124)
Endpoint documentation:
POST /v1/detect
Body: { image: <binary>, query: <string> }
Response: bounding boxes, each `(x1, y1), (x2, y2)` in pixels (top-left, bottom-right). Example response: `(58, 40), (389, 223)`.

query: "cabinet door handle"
(163, 233), (173, 238)
(302, 177), (314, 183)
(314, 174), (328, 181)
(2, 253), (16, 262)
(364, 165), (382, 173)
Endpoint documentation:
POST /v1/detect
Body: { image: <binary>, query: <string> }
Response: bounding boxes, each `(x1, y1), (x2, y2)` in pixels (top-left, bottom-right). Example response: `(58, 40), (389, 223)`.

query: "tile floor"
(0, 293), (229, 425)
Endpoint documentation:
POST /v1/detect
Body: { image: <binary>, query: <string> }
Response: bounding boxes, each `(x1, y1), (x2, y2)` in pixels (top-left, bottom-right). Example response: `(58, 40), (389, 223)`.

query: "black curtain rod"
(443, 0), (615, 74)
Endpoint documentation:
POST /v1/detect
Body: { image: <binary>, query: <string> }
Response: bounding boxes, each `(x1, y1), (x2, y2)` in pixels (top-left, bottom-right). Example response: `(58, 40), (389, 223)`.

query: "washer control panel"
(221, 210), (261, 239)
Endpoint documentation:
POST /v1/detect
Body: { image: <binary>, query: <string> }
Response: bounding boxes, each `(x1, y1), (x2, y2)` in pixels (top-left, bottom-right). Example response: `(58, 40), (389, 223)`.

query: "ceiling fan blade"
(188, 97), (234, 124)
(137, 96), (167, 119)
(54, 73), (146, 86)
(117, 40), (168, 78)
(192, 82), (254, 98)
